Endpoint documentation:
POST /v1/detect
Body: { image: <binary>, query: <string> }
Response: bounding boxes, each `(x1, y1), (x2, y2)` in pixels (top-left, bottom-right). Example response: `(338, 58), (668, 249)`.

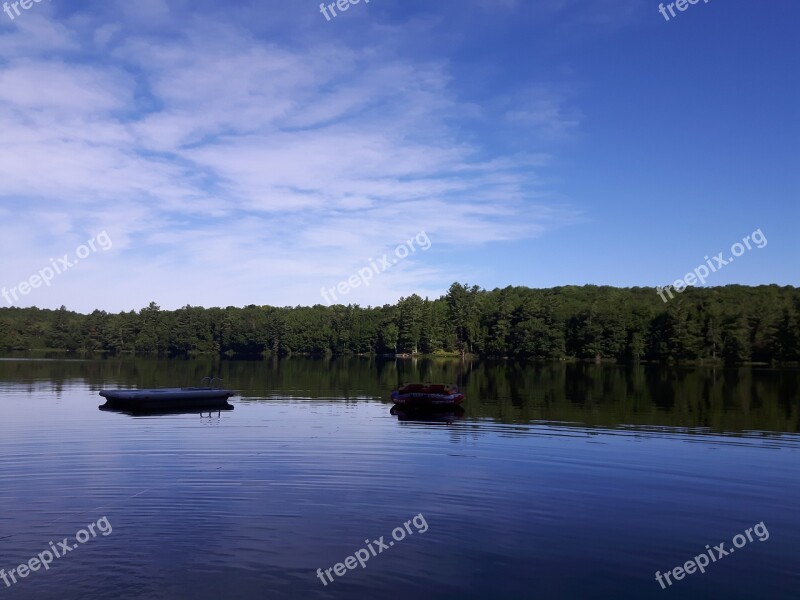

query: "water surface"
(0, 358), (798, 599)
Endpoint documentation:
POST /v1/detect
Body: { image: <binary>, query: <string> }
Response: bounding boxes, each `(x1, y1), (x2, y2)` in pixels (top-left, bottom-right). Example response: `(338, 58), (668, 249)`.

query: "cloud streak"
(0, 4), (580, 312)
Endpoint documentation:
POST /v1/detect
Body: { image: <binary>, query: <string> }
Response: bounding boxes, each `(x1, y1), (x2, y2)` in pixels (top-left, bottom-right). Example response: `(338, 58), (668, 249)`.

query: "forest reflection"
(1, 357), (798, 434)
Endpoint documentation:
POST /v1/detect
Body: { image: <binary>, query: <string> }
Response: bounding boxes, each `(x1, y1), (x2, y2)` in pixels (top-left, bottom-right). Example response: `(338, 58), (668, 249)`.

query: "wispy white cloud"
(0, 5), (581, 312)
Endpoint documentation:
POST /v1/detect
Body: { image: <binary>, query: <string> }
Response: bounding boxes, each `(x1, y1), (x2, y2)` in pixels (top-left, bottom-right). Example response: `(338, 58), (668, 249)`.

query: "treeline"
(0, 284), (798, 364)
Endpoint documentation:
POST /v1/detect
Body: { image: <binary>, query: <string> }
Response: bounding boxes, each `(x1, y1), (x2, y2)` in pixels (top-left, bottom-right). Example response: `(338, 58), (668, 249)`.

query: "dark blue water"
(0, 359), (798, 599)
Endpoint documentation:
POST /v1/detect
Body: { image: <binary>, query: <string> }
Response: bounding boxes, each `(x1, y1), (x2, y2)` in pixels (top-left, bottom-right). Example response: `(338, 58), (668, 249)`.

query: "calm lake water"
(0, 358), (798, 599)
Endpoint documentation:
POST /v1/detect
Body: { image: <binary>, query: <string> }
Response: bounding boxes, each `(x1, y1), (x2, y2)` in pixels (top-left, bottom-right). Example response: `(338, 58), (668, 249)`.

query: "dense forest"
(0, 284), (798, 364)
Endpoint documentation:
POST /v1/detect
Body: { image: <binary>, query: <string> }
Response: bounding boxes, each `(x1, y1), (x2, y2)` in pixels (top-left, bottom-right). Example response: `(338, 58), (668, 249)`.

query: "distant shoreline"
(1, 283), (798, 366)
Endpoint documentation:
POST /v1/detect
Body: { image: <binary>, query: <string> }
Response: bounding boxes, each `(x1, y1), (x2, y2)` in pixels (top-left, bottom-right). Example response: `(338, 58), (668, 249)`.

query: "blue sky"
(0, 0), (797, 312)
